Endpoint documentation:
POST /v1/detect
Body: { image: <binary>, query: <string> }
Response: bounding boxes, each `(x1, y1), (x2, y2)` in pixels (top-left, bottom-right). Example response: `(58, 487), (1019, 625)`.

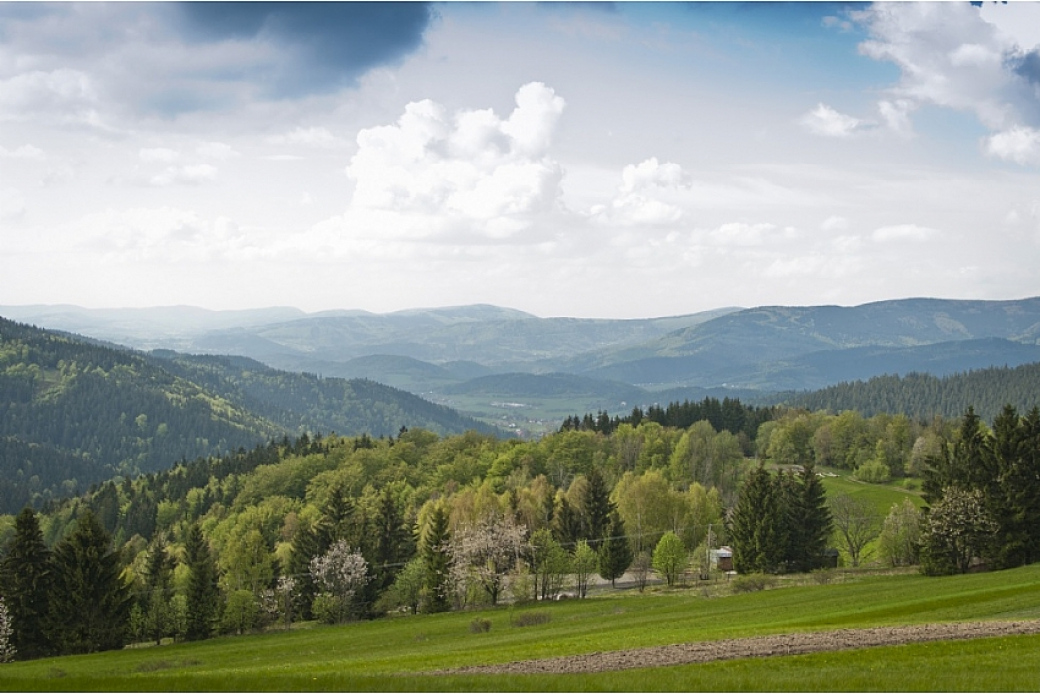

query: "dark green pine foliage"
(49, 511), (132, 654)
(0, 507), (53, 659)
(552, 495), (582, 548)
(371, 486), (413, 595)
(418, 504), (451, 614)
(729, 463), (784, 574)
(141, 533), (177, 645)
(923, 407), (987, 505)
(288, 520), (324, 621)
(582, 467), (614, 549)
(183, 522), (219, 642)
(597, 510), (633, 587)
(988, 406), (1040, 569)
(784, 462), (832, 572)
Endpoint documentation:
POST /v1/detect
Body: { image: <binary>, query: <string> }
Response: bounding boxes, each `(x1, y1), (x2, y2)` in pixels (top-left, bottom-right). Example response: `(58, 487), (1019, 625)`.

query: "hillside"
(0, 317), (495, 513)
(781, 361), (1040, 421)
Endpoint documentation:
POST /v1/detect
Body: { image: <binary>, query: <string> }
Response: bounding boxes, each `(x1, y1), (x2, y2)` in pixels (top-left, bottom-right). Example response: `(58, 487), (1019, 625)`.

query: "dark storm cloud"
(176, 2), (433, 97)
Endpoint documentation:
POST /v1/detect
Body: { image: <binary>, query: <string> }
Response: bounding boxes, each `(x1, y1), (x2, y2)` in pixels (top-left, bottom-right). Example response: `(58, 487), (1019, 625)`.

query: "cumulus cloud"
(984, 126), (1040, 166)
(800, 103), (869, 138)
(341, 82), (566, 241)
(70, 207), (249, 262)
(0, 68), (104, 126)
(849, 2), (1040, 161)
(591, 157), (688, 226)
(149, 164), (218, 187)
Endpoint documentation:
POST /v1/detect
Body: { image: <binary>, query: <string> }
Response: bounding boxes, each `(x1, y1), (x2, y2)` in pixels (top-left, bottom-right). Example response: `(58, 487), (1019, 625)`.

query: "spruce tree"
(582, 468), (613, 549)
(183, 522), (219, 641)
(729, 463), (783, 574)
(141, 533), (177, 645)
(418, 504), (451, 613)
(786, 462), (832, 572)
(597, 510), (632, 587)
(50, 511), (132, 654)
(0, 507), (53, 659)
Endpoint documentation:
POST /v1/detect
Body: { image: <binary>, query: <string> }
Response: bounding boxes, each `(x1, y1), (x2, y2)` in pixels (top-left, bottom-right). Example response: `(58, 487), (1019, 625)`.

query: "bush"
(855, 459), (891, 483)
(469, 618), (492, 634)
(511, 610), (552, 628)
(731, 573), (776, 594)
(811, 569), (833, 585)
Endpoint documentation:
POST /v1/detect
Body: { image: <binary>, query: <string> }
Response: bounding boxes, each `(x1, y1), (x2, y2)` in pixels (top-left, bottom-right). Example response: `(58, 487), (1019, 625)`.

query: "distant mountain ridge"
(5, 297), (1040, 427)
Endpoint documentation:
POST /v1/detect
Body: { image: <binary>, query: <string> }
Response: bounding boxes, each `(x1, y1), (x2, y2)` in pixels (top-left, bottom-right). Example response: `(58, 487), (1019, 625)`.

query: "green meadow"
(3, 562), (1040, 692)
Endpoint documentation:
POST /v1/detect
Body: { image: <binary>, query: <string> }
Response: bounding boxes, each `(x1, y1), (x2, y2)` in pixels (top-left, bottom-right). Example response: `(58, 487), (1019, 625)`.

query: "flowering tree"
(0, 597), (15, 663)
(922, 487), (998, 575)
(309, 540), (369, 623)
(449, 513), (528, 606)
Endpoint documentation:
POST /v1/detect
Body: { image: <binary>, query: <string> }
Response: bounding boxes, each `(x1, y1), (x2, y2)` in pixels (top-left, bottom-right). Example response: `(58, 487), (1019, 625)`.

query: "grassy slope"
(4, 563), (1040, 691)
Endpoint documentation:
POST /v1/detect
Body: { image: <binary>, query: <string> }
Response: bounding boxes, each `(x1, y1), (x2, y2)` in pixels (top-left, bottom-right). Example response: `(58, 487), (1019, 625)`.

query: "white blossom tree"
(0, 597), (15, 663)
(449, 513), (528, 606)
(922, 487), (998, 575)
(309, 540), (369, 623)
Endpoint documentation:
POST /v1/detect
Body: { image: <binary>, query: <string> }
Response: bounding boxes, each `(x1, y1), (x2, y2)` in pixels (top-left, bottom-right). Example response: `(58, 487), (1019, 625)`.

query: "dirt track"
(441, 620), (1040, 675)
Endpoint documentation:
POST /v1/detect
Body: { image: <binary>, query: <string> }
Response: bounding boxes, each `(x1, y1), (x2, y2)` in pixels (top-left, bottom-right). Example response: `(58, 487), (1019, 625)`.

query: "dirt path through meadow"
(441, 620), (1040, 675)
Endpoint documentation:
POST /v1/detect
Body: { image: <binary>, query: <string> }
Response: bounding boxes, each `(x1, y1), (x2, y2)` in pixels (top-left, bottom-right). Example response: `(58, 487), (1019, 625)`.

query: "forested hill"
(0, 317), (495, 513)
(782, 362), (1040, 421)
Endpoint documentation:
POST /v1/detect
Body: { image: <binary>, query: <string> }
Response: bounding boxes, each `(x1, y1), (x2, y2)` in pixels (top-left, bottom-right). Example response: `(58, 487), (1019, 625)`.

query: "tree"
(140, 533), (177, 645)
(49, 510), (132, 654)
(651, 531), (688, 587)
(418, 504), (452, 613)
(371, 486), (412, 594)
(378, 557), (425, 615)
(0, 597), (14, 663)
(448, 513), (527, 606)
(921, 487), (998, 575)
(729, 464), (784, 574)
(878, 498), (924, 567)
(630, 551), (652, 592)
(597, 511), (632, 587)
(529, 528), (570, 600)
(581, 468), (613, 548)
(309, 540), (369, 623)
(784, 463), (832, 572)
(0, 507), (53, 659)
(571, 540), (597, 598)
(183, 522), (219, 641)
(828, 493), (882, 568)
(222, 589), (259, 635)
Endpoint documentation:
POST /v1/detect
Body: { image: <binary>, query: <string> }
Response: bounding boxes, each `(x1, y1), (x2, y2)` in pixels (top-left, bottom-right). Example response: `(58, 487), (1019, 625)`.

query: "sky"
(2, 1), (1040, 319)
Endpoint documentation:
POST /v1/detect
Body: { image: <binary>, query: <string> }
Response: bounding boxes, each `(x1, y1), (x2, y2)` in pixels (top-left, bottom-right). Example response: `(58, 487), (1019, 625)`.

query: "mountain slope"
(0, 317), (497, 513)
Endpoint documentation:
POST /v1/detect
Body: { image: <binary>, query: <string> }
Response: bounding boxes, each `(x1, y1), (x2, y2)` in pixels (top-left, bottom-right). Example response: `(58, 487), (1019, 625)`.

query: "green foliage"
(651, 531), (687, 587)
(221, 589), (259, 635)
(49, 511), (132, 654)
(878, 498), (924, 567)
(597, 511), (632, 586)
(0, 507), (53, 659)
(183, 522), (219, 642)
(730, 572), (777, 593)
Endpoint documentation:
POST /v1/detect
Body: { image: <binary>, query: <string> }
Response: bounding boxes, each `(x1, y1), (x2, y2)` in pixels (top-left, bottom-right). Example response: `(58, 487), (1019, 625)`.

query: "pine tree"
(0, 508), (53, 660)
(371, 486), (412, 594)
(597, 511), (632, 587)
(287, 521), (322, 621)
(183, 522), (219, 641)
(552, 494), (582, 547)
(50, 511), (132, 654)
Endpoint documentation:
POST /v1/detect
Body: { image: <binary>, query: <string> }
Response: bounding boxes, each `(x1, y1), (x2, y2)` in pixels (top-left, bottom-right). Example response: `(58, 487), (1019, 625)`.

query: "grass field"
(3, 562), (1040, 691)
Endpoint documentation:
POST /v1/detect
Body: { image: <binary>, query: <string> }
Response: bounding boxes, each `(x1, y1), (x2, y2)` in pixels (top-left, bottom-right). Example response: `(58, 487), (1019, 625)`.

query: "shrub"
(731, 573), (776, 594)
(512, 610), (552, 628)
(469, 618), (492, 634)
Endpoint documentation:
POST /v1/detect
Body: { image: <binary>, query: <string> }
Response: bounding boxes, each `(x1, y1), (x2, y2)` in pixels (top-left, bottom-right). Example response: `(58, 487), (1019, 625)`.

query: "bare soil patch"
(441, 620), (1040, 675)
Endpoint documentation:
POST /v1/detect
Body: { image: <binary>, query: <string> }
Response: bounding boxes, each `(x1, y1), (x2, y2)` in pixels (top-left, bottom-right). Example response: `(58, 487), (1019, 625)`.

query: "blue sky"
(2, 2), (1040, 318)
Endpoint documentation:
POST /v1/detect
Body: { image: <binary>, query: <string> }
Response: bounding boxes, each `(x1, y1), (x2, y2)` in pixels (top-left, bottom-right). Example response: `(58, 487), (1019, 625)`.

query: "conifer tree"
(597, 510), (632, 587)
(582, 468), (613, 549)
(50, 511), (132, 654)
(184, 522), (219, 641)
(141, 533), (177, 644)
(0, 507), (53, 659)
(785, 462), (832, 572)
(729, 463), (784, 574)
(418, 504), (451, 613)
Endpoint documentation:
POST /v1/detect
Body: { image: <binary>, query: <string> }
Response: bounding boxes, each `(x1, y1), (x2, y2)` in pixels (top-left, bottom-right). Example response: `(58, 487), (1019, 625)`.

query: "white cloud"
(0, 68), (105, 127)
(872, 223), (937, 242)
(853, 2), (1040, 138)
(197, 142), (237, 160)
(821, 215), (849, 232)
(800, 103), (868, 138)
(984, 126), (1040, 166)
(69, 207), (250, 262)
(342, 82), (566, 241)
(590, 158), (688, 226)
(0, 188), (27, 221)
(0, 144), (45, 160)
(709, 222), (776, 247)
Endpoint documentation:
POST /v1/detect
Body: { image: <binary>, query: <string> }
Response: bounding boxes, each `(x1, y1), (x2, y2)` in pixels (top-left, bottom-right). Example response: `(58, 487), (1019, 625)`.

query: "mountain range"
(5, 296), (1040, 431)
